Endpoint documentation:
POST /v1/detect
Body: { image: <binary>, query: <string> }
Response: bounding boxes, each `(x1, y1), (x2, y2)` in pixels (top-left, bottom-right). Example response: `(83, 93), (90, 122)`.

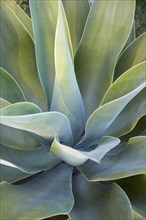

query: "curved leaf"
(0, 102), (41, 116)
(1, 112), (74, 146)
(75, 0), (135, 117)
(79, 136), (146, 181)
(81, 62), (146, 145)
(0, 143), (59, 174)
(1, 163), (74, 219)
(62, 0), (89, 54)
(0, 67), (26, 103)
(0, 164), (30, 183)
(3, 0), (33, 39)
(117, 175), (146, 218)
(0, 1), (47, 111)
(0, 98), (10, 110)
(124, 21), (135, 49)
(133, 210), (146, 220)
(115, 32), (146, 80)
(51, 1), (85, 142)
(51, 136), (120, 166)
(29, 0), (58, 107)
(69, 173), (133, 220)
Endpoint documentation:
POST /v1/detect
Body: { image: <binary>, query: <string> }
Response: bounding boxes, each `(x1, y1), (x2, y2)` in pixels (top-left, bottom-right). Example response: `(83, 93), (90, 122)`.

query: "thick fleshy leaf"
(116, 175), (146, 218)
(0, 102), (42, 150)
(29, 0), (58, 107)
(78, 136), (146, 181)
(0, 143), (58, 174)
(75, 0), (135, 117)
(124, 21), (135, 49)
(51, 2), (85, 142)
(69, 173), (133, 220)
(46, 215), (69, 220)
(3, 0), (33, 39)
(1, 163), (74, 219)
(1, 112), (74, 147)
(0, 102), (41, 116)
(115, 33), (146, 80)
(62, 0), (89, 54)
(0, 68), (26, 103)
(0, 1), (47, 111)
(81, 62), (146, 145)
(0, 164), (31, 183)
(0, 98), (10, 110)
(51, 136), (120, 166)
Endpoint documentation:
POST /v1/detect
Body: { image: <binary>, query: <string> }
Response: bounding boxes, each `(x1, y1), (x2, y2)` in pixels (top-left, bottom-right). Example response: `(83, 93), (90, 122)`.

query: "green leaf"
(1, 112), (74, 147)
(117, 175), (146, 218)
(0, 1), (47, 111)
(1, 163), (74, 219)
(0, 102), (41, 116)
(62, 0), (89, 54)
(51, 136), (120, 166)
(29, 0), (58, 107)
(69, 173), (133, 220)
(124, 21), (135, 49)
(3, 0), (33, 39)
(133, 210), (146, 220)
(115, 33), (146, 80)
(51, 1), (85, 142)
(78, 136), (146, 181)
(0, 98), (10, 110)
(75, 0), (135, 117)
(0, 143), (58, 174)
(81, 62), (145, 144)
(0, 68), (26, 103)
(0, 164), (31, 183)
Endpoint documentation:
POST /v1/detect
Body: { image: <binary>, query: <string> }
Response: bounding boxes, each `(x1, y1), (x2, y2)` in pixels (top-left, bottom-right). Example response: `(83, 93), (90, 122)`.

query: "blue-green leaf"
(0, 68), (26, 103)
(0, 143), (58, 174)
(51, 1), (85, 142)
(0, 1), (47, 111)
(69, 173), (133, 220)
(1, 112), (74, 147)
(115, 32), (146, 80)
(79, 136), (146, 181)
(62, 0), (89, 54)
(0, 98), (10, 110)
(51, 136), (120, 166)
(75, 0), (135, 117)
(1, 163), (74, 219)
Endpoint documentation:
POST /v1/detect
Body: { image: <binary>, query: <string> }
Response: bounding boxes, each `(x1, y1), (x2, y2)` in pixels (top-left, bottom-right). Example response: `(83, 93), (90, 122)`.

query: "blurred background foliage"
(15, 0), (146, 36)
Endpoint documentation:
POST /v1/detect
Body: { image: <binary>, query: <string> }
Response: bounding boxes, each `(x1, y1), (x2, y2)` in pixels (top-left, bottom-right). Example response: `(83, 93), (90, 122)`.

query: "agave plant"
(0, 0), (146, 219)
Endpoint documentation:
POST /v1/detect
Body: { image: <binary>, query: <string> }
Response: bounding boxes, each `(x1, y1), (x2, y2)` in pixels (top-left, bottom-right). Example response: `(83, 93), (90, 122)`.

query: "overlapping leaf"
(79, 136), (146, 181)
(1, 164), (74, 219)
(75, 0), (135, 117)
(0, 0), (47, 111)
(0, 98), (10, 110)
(51, 136), (120, 166)
(69, 173), (133, 220)
(51, 1), (85, 142)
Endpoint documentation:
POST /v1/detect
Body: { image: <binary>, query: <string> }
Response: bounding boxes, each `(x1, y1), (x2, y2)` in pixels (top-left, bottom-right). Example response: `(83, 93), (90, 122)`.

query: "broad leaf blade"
(1, 112), (74, 146)
(0, 164), (30, 183)
(51, 1), (85, 142)
(51, 136), (120, 166)
(0, 1), (47, 111)
(115, 33), (146, 80)
(75, 0), (135, 117)
(82, 62), (146, 144)
(62, 0), (89, 54)
(0, 68), (26, 103)
(29, 0), (58, 107)
(117, 175), (146, 218)
(69, 173), (133, 220)
(1, 164), (74, 219)
(3, 0), (33, 39)
(0, 143), (58, 174)
(79, 136), (146, 181)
